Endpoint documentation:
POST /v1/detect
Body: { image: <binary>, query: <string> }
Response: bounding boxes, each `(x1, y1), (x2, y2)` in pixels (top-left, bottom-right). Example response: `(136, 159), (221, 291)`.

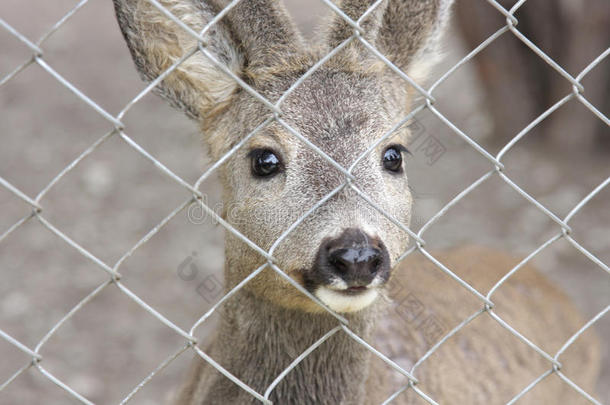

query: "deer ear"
(323, 0), (454, 80)
(114, 0), (244, 120)
(114, 0), (304, 122)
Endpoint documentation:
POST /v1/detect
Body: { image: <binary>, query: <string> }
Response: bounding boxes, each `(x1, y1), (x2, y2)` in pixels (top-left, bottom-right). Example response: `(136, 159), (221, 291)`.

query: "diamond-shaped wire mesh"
(0, 0), (608, 404)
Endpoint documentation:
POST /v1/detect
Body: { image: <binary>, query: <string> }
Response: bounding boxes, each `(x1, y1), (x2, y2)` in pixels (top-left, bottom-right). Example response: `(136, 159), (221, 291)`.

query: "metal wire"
(0, 0), (608, 404)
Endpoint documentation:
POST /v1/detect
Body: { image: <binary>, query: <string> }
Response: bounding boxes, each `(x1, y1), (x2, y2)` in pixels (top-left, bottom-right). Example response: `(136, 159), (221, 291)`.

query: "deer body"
(113, 0), (600, 403)
(175, 246), (599, 404)
(178, 289), (376, 404)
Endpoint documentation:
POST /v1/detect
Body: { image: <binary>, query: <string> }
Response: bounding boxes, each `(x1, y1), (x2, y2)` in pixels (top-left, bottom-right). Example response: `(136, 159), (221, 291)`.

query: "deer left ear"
(322, 0), (454, 81)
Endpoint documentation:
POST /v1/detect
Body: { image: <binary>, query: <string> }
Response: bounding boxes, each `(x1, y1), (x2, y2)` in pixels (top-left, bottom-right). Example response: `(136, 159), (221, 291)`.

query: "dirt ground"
(1, 1), (608, 404)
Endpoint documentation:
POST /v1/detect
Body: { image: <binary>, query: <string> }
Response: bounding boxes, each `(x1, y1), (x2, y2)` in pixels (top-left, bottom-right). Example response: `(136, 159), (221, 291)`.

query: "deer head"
(114, 0), (453, 314)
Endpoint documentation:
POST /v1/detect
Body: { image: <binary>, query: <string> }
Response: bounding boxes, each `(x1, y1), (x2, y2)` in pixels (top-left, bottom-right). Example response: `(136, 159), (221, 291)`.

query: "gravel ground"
(1, 1), (608, 404)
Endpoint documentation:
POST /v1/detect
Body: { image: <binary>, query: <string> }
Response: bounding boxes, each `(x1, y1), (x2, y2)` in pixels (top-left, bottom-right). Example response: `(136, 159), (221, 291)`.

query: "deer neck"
(205, 284), (381, 404)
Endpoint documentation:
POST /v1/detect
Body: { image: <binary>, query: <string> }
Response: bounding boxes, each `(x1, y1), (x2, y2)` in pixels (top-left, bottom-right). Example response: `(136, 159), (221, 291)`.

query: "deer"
(112, 0), (601, 403)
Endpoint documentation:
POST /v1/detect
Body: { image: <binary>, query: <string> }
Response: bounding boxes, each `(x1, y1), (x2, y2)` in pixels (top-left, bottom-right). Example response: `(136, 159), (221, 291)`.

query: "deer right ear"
(113, 0), (245, 121)
(114, 0), (303, 122)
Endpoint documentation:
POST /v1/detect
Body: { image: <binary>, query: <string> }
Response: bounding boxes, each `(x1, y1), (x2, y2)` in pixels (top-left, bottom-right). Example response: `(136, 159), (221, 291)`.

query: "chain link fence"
(1, 0), (608, 404)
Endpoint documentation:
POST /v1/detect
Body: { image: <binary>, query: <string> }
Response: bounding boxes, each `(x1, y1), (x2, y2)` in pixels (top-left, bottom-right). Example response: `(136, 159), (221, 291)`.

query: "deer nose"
(328, 246), (383, 282)
(315, 228), (391, 287)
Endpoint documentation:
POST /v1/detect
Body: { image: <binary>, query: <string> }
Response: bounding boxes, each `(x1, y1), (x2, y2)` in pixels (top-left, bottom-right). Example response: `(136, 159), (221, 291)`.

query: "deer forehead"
(251, 69), (398, 153)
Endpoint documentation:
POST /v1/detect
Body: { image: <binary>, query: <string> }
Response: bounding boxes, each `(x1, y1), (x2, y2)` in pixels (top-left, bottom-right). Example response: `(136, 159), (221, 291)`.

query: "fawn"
(113, 0), (600, 403)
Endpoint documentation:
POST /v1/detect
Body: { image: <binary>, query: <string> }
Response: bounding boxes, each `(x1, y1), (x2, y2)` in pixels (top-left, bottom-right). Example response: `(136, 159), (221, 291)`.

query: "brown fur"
(112, 0), (601, 403)
(176, 246), (600, 404)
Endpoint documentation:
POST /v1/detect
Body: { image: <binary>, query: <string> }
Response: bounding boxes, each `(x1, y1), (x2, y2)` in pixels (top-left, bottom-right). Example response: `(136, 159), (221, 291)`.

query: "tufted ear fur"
(113, 0), (303, 122)
(323, 0), (454, 81)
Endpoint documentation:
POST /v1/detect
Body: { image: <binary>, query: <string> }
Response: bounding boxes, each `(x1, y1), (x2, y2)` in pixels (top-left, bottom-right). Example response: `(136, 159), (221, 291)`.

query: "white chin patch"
(315, 286), (379, 313)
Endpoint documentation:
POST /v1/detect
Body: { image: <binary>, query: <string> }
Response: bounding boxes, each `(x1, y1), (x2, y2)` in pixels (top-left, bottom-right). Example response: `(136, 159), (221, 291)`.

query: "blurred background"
(1, 0), (608, 404)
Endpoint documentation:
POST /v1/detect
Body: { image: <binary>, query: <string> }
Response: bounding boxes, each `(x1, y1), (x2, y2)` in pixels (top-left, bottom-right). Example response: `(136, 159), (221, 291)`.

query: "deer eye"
(250, 149), (282, 178)
(382, 146), (404, 173)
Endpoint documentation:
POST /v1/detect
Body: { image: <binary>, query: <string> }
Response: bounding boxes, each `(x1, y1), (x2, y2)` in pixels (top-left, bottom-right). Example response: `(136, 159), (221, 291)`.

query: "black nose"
(328, 246), (382, 279)
(314, 228), (391, 287)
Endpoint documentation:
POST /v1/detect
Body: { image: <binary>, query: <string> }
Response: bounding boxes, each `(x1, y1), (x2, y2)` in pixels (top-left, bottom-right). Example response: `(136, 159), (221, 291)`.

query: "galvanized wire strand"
(486, 310), (560, 367)
(485, 0), (518, 25)
(556, 371), (604, 405)
(340, 325), (419, 383)
(507, 0), (528, 15)
(35, 214), (120, 279)
(145, 0), (215, 44)
(410, 308), (487, 375)
(0, 56), (36, 87)
(409, 383), (441, 405)
(189, 263), (269, 335)
(268, 183), (346, 256)
(35, 130), (118, 203)
(117, 47), (200, 120)
(416, 170), (495, 238)
(0, 0), (92, 88)
(0, 18), (43, 55)
(117, 130), (200, 195)
(505, 368), (555, 405)
(348, 104), (427, 172)
(0, 176), (41, 210)
(264, 326), (342, 399)
(268, 263), (349, 324)
(428, 25), (510, 95)
(357, 34), (435, 102)
(382, 380), (440, 405)
(496, 93), (574, 161)
(35, 362), (95, 405)
(0, 329), (41, 360)
(119, 344), (191, 405)
(577, 47), (610, 81)
(380, 385), (409, 405)
(276, 117), (356, 180)
(115, 281), (195, 342)
(318, 0), (366, 35)
(496, 49), (608, 161)
(35, 58), (124, 129)
(418, 247), (494, 307)
(564, 235), (609, 275)
(36, 0), (91, 46)
(34, 281), (112, 354)
(184, 197), (271, 260)
(0, 212), (35, 244)
(426, 102), (504, 169)
(275, 36), (355, 107)
(0, 362), (32, 392)
(576, 91), (610, 126)
(486, 234), (563, 300)
(383, 309), (487, 404)
(193, 117), (275, 189)
(349, 183), (423, 244)
(197, 44), (281, 115)
(573, 47), (610, 126)
(192, 345), (271, 404)
(555, 305), (610, 361)
(506, 22), (584, 94)
(112, 198), (193, 272)
(497, 171), (571, 233)
(395, 244), (418, 265)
